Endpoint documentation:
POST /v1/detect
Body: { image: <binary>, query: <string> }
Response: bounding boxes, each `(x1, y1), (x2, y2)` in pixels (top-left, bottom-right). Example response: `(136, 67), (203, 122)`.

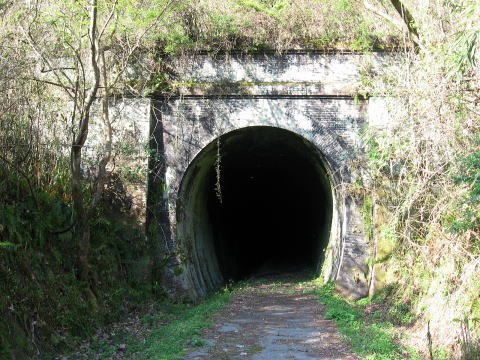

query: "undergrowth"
(44, 290), (231, 360)
(0, 167), (156, 359)
(315, 283), (420, 360)
(154, 0), (399, 55)
(354, 0), (480, 354)
(133, 291), (231, 359)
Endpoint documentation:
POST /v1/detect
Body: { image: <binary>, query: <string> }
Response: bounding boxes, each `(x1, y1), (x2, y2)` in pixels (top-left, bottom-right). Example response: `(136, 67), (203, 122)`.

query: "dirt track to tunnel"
(183, 273), (358, 360)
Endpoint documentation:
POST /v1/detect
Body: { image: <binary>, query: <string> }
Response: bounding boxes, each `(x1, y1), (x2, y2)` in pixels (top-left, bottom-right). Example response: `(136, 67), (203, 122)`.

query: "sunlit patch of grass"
(129, 290), (231, 360)
(315, 283), (421, 360)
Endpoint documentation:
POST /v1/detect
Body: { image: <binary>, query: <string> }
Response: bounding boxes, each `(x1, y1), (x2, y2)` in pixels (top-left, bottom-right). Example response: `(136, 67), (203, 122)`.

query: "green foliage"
(351, 20), (378, 51)
(161, 25), (193, 55)
(454, 30), (479, 72)
(0, 167), (156, 357)
(361, 286), (414, 326)
(361, 194), (374, 242)
(454, 145), (480, 198)
(450, 139), (480, 251)
(143, 0), (397, 60)
(237, 0), (288, 19)
(0, 241), (16, 251)
(450, 2), (480, 74)
(364, 132), (393, 173)
(370, 284), (396, 304)
(128, 291), (230, 359)
(386, 303), (414, 326)
(432, 347), (450, 360)
(316, 283), (414, 360)
(458, 316), (480, 360)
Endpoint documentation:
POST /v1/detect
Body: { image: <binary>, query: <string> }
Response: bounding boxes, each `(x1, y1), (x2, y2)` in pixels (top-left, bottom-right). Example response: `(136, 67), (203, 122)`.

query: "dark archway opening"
(179, 126), (333, 287)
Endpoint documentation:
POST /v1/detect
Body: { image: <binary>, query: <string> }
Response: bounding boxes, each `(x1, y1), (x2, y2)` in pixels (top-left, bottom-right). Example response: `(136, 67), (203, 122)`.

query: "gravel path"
(183, 274), (358, 360)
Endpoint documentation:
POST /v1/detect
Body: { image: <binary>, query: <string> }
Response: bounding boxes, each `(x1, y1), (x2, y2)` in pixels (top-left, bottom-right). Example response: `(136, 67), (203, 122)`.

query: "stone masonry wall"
(86, 97), (151, 223)
(146, 52), (393, 299)
(101, 52), (395, 299)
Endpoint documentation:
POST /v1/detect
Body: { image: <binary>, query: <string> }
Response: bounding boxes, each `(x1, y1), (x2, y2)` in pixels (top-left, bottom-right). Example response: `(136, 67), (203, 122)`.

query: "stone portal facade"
(106, 52), (395, 300)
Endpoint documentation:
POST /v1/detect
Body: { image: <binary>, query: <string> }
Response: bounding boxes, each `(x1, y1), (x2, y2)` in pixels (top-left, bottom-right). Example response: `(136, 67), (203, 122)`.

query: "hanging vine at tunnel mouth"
(215, 137), (223, 205)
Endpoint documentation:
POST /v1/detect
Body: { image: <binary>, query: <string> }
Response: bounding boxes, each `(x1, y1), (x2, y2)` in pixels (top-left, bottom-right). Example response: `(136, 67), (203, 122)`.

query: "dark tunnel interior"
(178, 126), (333, 287)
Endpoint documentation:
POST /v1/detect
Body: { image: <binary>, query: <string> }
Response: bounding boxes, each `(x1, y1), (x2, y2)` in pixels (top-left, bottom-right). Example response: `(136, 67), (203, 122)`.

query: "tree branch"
(389, 0), (419, 46)
(98, 0), (118, 40)
(73, 0), (100, 148)
(363, 0), (420, 48)
(24, 77), (76, 92)
(363, 0), (406, 34)
(19, 23), (76, 98)
(109, 0), (176, 89)
(88, 47), (112, 214)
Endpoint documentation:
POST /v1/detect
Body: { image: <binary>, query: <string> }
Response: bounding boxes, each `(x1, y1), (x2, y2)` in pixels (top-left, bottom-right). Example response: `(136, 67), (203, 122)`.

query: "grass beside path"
(126, 290), (231, 360)
(134, 279), (430, 360)
(314, 283), (421, 360)
(49, 275), (425, 360)
(48, 289), (231, 360)
(136, 291), (230, 360)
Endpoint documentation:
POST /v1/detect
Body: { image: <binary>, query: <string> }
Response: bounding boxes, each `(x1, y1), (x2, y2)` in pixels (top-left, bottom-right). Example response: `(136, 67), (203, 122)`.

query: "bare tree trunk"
(70, 0), (100, 292)
(388, 0), (419, 45)
(21, 0), (170, 301)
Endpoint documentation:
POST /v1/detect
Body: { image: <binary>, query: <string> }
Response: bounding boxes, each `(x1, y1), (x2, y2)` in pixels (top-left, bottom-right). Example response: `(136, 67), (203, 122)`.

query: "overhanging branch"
(364, 0), (420, 48)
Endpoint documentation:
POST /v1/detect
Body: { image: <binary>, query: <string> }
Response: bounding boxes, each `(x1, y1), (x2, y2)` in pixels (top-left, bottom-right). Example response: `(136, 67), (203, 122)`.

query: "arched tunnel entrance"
(177, 126), (334, 293)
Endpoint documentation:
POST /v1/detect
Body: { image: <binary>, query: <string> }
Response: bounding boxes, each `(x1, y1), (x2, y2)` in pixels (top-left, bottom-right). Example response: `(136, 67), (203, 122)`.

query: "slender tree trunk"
(70, 0), (100, 293)
(389, 0), (419, 40)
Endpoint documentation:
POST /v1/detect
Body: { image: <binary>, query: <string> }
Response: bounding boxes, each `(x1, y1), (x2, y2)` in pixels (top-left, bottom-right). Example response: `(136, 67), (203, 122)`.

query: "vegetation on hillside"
(355, 1), (480, 357)
(0, 0), (479, 358)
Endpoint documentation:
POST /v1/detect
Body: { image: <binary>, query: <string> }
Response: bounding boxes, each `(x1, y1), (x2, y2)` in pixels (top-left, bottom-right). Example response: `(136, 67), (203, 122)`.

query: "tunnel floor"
(179, 126), (333, 287)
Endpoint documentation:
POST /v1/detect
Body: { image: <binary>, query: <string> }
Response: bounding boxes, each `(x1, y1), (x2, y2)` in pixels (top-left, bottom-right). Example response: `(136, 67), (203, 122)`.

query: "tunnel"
(177, 126), (334, 294)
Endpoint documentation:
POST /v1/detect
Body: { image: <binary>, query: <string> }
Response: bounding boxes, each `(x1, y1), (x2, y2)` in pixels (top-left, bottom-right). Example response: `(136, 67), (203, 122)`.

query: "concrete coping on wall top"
(168, 52), (395, 97)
